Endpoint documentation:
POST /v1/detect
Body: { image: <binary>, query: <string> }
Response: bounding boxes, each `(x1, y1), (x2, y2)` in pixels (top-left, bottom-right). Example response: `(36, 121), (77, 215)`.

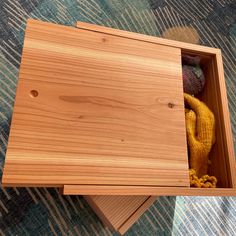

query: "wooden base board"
(84, 195), (157, 235)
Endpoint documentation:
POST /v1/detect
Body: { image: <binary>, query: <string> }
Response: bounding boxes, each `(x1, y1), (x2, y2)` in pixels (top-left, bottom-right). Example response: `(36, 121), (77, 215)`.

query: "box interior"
(181, 50), (233, 188)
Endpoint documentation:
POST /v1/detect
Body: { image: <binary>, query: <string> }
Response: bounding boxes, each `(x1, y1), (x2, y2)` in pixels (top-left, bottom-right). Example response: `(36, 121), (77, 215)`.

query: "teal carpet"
(0, 0), (236, 235)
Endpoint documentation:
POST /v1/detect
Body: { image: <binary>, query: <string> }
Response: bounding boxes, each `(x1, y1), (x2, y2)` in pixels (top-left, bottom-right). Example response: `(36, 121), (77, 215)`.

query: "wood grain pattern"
(117, 196), (157, 235)
(84, 195), (156, 235)
(2, 19), (189, 189)
(76, 21), (220, 55)
(64, 185), (236, 196)
(84, 196), (155, 231)
(214, 52), (236, 187)
(195, 51), (236, 188)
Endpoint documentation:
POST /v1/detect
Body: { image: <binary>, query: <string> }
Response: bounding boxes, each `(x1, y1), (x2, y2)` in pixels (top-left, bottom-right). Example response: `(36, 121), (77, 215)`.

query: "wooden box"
(2, 19), (236, 196)
(75, 22), (236, 235)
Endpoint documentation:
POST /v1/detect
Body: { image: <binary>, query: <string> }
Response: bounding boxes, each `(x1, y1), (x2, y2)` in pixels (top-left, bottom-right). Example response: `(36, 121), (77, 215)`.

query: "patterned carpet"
(0, 0), (236, 235)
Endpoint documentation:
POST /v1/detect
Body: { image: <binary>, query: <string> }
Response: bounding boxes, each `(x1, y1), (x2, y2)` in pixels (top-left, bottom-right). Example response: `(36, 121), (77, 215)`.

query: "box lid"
(3, 19), (189, 190)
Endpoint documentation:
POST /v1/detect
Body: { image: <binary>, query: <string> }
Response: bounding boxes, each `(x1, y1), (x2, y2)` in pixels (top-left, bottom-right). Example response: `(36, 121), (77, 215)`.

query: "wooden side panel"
(64, 185), (236, 196)
(214, 52), (236, 187)
(196, 52), (236, 188)
(84, 196), (150, 230)
(118, 196), (156, 235)
(76, 21), (219, 55)
(84, 195), (156, 234)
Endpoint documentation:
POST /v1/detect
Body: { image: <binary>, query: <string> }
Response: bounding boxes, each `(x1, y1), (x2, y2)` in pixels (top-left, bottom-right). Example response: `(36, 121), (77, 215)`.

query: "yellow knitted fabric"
(184, 93), (216, 178)
(189, 169), (217, 188)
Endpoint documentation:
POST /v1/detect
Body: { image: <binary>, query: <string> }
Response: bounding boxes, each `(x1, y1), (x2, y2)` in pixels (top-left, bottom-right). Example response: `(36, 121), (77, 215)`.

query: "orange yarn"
(184, 93), (217, 188)
(189, 169), (217, 188)
(184, 93), (215, 177)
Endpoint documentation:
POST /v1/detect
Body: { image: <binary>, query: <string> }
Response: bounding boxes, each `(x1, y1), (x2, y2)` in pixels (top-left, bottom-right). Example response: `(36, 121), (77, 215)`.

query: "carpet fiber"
(0, 0), (236, 235)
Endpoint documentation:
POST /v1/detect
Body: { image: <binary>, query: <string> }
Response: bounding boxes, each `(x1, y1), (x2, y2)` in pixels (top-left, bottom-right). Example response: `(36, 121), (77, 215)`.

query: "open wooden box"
(64, 21), (236, 196)
(72, 22), (236, 235)
(2, 19), (236, 195)
(2, 20), (236, 234)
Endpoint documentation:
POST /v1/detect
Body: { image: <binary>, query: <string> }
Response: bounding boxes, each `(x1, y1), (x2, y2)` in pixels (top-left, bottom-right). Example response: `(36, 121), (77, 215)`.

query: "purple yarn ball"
(182, 65), (205, 95)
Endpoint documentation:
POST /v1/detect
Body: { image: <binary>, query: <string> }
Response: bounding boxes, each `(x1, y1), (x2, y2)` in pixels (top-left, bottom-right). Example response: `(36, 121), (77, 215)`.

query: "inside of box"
(181, 50), (233, 188)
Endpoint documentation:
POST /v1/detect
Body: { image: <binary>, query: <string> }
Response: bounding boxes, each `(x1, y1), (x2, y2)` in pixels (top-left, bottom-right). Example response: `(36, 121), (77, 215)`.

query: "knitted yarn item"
(183, 65), (205, 95)
(182, 55), (201, 66)
(182, 55), (205, 95)
(184, 93), (216, 177)
(189, 169), (217, 188)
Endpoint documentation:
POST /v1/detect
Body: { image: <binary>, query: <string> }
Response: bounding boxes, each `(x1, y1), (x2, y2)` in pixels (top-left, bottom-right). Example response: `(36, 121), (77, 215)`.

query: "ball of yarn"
(182, 55), (201, 66)
(183, 65), (205, 95)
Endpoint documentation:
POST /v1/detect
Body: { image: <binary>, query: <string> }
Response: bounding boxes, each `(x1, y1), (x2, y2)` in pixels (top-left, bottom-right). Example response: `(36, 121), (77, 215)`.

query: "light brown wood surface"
(195, 51), (236, 188)
(84, 195), (156, 235)
(214, 52), (236, 187)
(2, 19), (189, 189)
(84, 196), (156, 231)
(64, 185), (236, 196)
(76, 21), (220, 55)
(117, 196), (156, 235)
